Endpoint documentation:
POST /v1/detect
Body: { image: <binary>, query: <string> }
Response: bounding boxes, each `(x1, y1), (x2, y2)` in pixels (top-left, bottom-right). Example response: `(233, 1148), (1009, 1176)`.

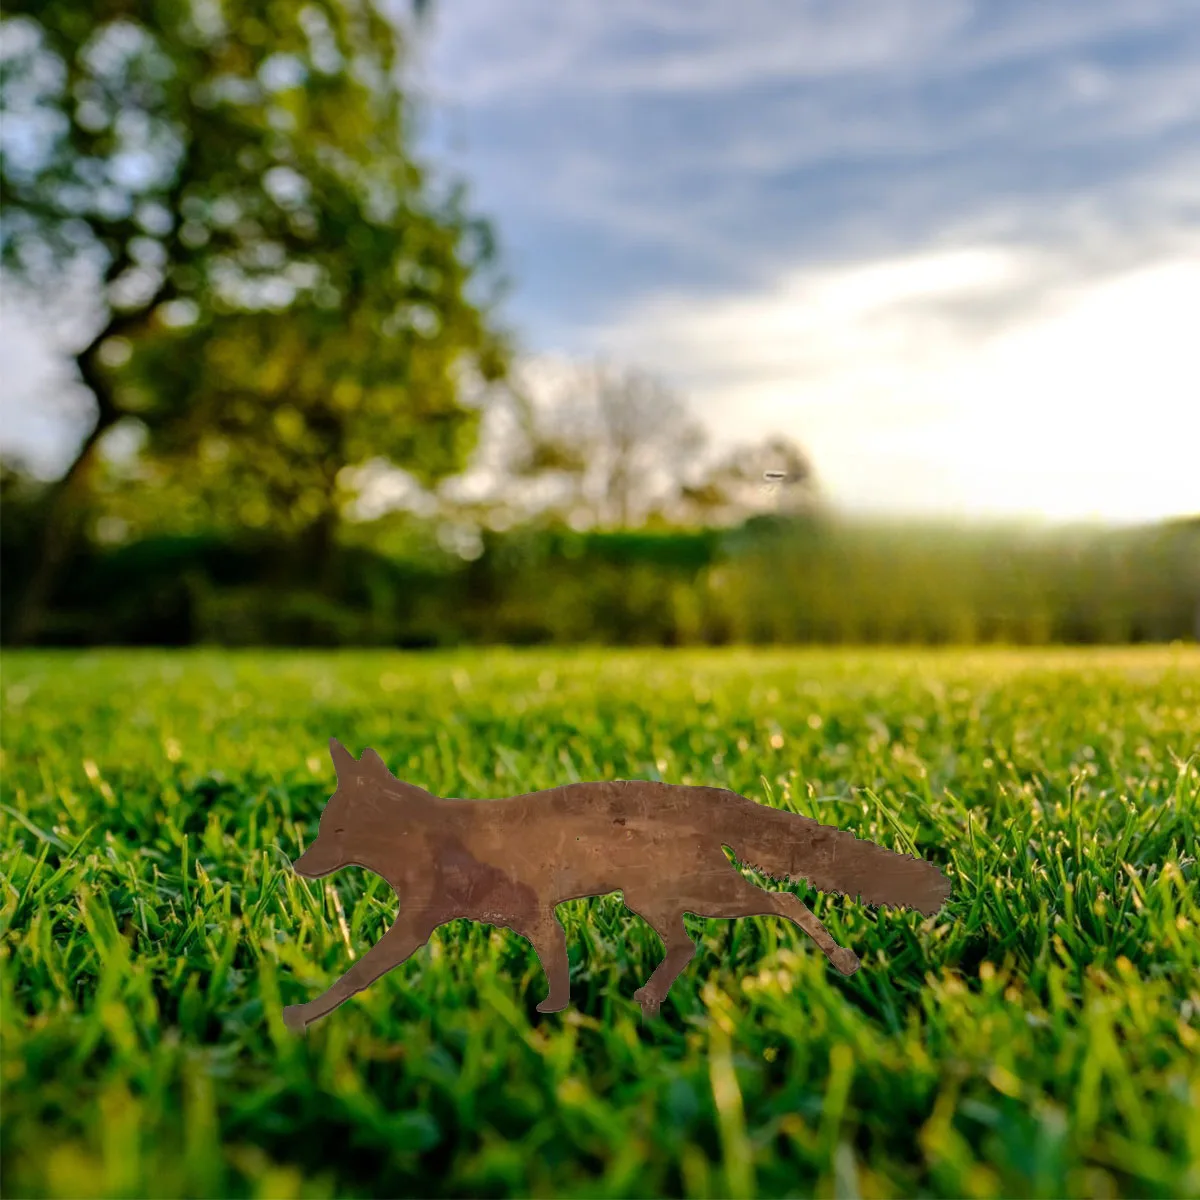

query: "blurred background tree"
(675, 432), (816, 527)
(1, 0), (507, 640)
(433, 356), (813, 534)
(504, 359), (710, 530)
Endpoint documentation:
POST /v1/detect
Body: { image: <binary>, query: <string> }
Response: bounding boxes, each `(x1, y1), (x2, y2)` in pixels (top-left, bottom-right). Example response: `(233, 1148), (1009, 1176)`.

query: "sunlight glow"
(599, 246), (1200, 522)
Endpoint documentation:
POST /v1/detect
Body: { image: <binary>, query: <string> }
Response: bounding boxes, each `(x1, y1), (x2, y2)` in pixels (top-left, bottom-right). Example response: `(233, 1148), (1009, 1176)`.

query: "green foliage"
(1, 0), (508, 536)
(708, 517), (1200, 647)
(1, 647), (1197, 1197)
(7, 510), (1195, 647)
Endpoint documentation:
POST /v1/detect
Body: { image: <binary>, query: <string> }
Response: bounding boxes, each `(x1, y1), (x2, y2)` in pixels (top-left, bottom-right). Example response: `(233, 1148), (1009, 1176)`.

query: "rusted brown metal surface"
(282, 739), (952, 1031)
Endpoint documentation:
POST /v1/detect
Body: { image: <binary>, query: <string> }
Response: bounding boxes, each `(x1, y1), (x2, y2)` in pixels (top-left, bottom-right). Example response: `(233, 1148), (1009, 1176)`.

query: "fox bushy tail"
(714, 792), (952, 916)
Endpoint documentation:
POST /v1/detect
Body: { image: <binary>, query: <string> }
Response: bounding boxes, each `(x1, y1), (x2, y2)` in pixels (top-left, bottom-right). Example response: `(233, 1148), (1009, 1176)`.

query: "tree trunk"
(8, 338), (120, 646)
(301, 411), (347, 593)
(302, 506), (340, 593)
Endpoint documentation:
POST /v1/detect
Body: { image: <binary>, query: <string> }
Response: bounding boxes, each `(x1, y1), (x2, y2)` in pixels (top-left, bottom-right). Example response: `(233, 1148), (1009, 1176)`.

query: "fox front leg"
(519, 910), (572, 1014)
(283, 914), (437, 1033)
(769, 891), (860, 975)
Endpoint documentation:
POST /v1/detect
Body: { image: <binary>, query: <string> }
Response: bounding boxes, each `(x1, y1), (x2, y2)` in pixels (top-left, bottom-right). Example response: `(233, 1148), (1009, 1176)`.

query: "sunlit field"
(2, 646), (1198, 1198)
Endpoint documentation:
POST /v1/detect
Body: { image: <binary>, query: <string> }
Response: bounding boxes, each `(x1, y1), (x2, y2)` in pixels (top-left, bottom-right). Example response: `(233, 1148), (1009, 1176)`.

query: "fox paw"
(831, 948), (861, 976)
(282, 1005), (310, 1034)
(536, 994), (569, 1014)
(633, 987), (662, 1019)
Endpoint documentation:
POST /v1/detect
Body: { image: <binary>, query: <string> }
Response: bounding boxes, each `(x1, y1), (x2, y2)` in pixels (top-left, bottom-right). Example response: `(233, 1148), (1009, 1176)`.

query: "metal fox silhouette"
(282, 739), (952, 1031)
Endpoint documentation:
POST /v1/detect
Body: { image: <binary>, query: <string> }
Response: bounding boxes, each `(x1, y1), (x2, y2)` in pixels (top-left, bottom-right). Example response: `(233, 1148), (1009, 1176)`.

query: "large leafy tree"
(1, 0), (507, 640)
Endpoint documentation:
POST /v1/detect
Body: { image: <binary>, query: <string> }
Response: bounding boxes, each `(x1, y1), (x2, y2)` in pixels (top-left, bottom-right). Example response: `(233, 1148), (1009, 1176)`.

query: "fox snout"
(292, 838), (343, 878)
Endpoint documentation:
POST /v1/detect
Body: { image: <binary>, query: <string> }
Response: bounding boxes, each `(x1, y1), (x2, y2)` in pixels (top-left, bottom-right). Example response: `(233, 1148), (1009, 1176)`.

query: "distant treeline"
(3, 511), (1197, 647)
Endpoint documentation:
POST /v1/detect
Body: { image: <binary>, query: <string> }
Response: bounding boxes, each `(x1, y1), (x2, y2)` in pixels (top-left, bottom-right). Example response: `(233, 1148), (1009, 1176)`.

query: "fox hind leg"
(621, 897), (697, 1020)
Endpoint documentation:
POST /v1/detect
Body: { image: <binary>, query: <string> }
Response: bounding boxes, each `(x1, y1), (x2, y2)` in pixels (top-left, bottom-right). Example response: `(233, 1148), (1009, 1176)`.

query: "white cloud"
(414, 0), (1193, 103)
(590, 240), (1200, 521)
(409, 0), (1200, 305)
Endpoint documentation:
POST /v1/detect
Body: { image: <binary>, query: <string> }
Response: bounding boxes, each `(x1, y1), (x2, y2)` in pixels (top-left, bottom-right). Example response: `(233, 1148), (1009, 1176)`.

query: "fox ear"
(329, 737), (357, 781)
(360, 747), (392, 779)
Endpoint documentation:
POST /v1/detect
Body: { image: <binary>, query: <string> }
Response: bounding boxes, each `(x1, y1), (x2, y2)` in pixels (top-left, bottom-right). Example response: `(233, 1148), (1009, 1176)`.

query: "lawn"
(2, 645), (1198, 1199)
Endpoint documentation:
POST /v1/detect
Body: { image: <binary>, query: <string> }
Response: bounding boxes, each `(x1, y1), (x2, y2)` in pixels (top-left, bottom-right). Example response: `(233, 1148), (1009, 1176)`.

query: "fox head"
(291, 738), (400, 878)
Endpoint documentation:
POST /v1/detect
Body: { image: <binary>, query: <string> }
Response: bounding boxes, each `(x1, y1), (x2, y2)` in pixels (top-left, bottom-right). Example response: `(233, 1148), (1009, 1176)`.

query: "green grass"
(2, 646), (1198, 1199)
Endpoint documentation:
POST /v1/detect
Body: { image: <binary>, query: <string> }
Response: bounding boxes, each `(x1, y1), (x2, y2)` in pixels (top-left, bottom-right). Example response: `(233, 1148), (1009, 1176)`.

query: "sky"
(3, 0), (1200, 522)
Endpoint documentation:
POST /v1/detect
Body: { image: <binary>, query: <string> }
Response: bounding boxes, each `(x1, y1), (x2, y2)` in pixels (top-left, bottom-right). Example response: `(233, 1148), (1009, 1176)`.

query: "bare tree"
(590, 362), (708, 527)
(436, 357), (817, 533)
(447, 357), (707, 529)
